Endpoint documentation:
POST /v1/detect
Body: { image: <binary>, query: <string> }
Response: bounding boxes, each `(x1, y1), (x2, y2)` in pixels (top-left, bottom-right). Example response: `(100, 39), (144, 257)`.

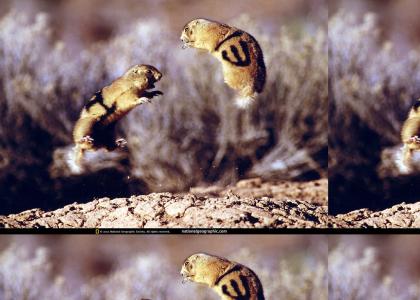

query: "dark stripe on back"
(214, 265), (243, 286)
(85, 90), (104, 110)
(221, 275), (251, 300)
(215, 30), (243, 51)
(221, 41), (251, 67)
(99, 103), (117, 122)
(217, 265), (265, 300)
(85, 90), (116, 119)
(216, 29), (266, 91)
(247, 269), (265, 300)
(247, 33), (266, 93)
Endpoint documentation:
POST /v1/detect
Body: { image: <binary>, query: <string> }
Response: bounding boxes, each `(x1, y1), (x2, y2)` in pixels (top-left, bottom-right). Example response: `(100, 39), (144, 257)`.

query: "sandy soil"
(0, 178), (327, 228)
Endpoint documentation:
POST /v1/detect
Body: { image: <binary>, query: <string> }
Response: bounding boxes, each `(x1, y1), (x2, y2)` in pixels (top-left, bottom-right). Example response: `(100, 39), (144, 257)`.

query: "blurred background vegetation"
(0, 235), (327, 299)
(0, 0), (327, 215)
(329, 235), (420, 299)
(329, 0), (420, 214)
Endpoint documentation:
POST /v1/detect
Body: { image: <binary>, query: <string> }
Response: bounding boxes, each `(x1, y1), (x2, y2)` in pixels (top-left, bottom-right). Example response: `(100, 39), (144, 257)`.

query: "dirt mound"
(329, 202), (420, 228)
(0, 178), (327, 228)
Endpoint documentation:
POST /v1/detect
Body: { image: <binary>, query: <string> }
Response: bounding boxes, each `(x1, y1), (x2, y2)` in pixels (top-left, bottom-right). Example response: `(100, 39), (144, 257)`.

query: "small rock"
(236, 178), (262, 188)
(134, 202), (159, 219)
(165, 201), (191, 218)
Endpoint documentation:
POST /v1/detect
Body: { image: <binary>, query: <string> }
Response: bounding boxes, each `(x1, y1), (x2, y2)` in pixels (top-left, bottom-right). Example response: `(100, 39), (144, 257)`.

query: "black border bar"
(0, 228), (420, 234)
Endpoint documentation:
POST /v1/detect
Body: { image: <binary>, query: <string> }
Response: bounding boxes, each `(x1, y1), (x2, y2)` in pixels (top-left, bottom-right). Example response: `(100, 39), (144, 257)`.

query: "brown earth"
(329, 202), (420, 228)
(0, 178), (327, 228)
(326, 145), (420, 228)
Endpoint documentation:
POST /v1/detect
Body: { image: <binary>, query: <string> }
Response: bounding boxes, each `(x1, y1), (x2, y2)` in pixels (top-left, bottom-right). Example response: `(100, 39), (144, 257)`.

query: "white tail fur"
(395, 146), (411, 174)
(235, 96), (255, 109)
(67, 146), (83, 174)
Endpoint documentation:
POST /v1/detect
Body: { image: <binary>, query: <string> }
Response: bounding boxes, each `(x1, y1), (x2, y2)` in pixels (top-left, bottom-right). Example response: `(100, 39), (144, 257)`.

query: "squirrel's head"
(412, 98), (420, 111)
(124, 64), (162, 89)
(180, 18), (230, 51)
(180, 253), (230, 286)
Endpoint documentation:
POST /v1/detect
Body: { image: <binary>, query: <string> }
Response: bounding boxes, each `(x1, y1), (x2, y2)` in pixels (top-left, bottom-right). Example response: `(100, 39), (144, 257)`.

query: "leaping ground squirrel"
(181, 253), (265, 300)
(72, 64), (163, 167)
(180, 18), (266, 108)
(401, 98), (420, 169)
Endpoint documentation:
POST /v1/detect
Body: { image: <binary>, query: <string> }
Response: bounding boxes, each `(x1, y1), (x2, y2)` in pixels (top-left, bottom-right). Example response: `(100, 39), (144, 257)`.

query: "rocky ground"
(0, 178), (328, 228)
(329, 202), (420, 228)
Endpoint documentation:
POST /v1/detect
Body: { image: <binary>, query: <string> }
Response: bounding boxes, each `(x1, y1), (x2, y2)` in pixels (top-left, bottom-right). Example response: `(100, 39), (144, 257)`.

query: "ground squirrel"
(72, 64), (163, 167)
(181, 253), (265, 300)
(401, 98), (420, 169)
(180, 18), (266, 108)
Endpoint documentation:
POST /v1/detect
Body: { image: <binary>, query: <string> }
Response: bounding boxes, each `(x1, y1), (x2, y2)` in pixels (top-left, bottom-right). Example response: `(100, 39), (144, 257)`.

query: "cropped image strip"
(0, 0), (327, 229)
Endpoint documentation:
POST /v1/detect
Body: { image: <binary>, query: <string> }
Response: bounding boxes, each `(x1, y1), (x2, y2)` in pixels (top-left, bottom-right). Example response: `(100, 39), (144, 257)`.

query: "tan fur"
(73, 64), (163, 166)
(401, 99), (420, 168)
(180, 18), (266, 108)
(180, 253), (265, 300)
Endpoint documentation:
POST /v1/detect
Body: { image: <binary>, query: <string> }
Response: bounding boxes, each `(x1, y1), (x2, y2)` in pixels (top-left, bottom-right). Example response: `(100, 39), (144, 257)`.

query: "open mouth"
(181, 38), (193, 49)
(181, 274), (192, 284)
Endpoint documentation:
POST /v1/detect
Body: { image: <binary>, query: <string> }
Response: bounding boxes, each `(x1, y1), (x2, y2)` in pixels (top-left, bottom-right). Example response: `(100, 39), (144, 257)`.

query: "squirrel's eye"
(184, 27), (189, 33)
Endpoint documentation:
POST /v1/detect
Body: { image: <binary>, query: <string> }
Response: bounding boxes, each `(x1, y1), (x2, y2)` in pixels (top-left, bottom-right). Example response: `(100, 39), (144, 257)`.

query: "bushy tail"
(67, 146), (83, 174)
(235, 94), (256, 109)
(395, 145), (411, 174)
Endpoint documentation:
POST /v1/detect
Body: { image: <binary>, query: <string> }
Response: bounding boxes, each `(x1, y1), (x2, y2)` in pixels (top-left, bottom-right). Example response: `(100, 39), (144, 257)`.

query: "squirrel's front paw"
(408, 136), (420, 144)
(138, 91), (163, 103)
(149, 90), (163, 97)
(115, 138), (127, 148)
(138, 97), (152, 104)
(79, 136), (94, 146)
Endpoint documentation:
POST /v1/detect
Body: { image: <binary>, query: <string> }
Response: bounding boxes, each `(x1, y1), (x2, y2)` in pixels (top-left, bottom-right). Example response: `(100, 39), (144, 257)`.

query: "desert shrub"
(0, 244), (72, 300)
(81, 254), (217, 300)
(329, 11), (420, 214)
(0, 10), (327, 214)
(231, 248), (327, 300)
(329, 244), (420, 300)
